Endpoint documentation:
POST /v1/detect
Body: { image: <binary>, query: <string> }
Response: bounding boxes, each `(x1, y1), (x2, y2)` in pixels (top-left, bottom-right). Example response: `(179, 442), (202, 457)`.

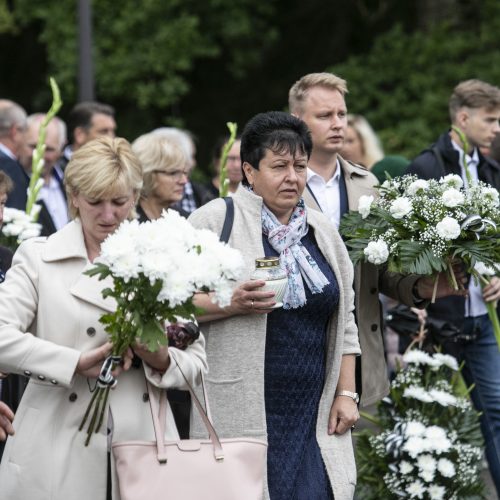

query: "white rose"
(437, 458), (455, 478)
(441, 188), (464, 208)
(407, 179), (429, 196)
(436, 216), (461, 240)
(440, 174), (463, 189)
(363, 240), (389, 265)
(357, 195), (374, 219)
(389, 197), (412, 219)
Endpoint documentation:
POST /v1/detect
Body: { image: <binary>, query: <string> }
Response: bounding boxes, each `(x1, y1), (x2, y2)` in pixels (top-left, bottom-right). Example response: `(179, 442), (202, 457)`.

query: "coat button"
(371, 324), (378, 332)
(86, 327), (96, 337)
(51, 379), (58, 385)
(37, 375), (46, 381)
(24, 370), (32, 377)
(69, 393), (78, 402)
(142, 393), (149, 402)
(370, 287), (377, 294)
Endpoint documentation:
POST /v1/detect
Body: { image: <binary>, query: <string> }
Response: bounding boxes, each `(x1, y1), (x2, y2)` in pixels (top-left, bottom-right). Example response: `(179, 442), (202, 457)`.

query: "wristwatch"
(336, 390), (360, 404)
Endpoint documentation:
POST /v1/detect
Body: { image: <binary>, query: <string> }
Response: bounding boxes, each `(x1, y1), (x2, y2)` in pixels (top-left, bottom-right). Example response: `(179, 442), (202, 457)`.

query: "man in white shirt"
(406, 78), (500, 495)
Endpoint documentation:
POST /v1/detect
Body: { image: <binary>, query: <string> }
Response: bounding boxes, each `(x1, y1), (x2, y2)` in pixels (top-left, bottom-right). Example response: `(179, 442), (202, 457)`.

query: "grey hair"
(0, 99), (27, 137)
(27, 113), (67, 150)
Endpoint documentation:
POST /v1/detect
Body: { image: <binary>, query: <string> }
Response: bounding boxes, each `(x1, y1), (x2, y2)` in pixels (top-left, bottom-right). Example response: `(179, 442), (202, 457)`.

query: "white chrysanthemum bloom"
(399, 461), (414, 474)
(407, 179), (429, 196)
(405, 421), (426, 437)
(432, 353), (459, 371)
(428, 485), (446, 500)
(424, 426), (447, 441)
(419, 469), (435, 483)
(403, 350), (440, 368)
(2, 222), (25, 237)
(407, 479), (426, 499)
(417, 454), (436, 472)
(403, 436), (426, 458)
(440, 174), (463, 190)
(389, 197), (412, 219)
(358, 195), (374, 219)
(474, 261), (499, 276)
(428, 389), (458, 407)
(436, 216), (461, 240)
(18, 223), (42, 241)
(437, 458), (456, 478)
(3, 207), (32, 224)
(403, 386), (433, 403)
(482, 186), (500, 206)
(442, 188), (464, 208)
(364, 239), (389, 265)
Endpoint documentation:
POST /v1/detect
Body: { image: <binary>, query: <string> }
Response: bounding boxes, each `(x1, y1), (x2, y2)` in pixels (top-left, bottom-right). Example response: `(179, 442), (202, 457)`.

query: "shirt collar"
(451, 140), (479, 167)
(0, 143), (16, 160)
(307, 159), (341, 184)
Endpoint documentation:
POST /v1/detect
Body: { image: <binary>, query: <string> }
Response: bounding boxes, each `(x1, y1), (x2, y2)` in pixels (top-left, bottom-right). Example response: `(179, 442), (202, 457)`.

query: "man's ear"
(454, 109), (469, 130)
(73, 126), (88, 148)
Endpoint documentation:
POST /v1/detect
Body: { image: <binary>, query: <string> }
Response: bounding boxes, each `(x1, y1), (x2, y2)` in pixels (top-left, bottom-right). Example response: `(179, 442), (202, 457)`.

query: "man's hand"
(328, 396), (359, 435)
(483, 276), (500, 303)
(0, 401), (14, 441)
(416, 266), (468, 300)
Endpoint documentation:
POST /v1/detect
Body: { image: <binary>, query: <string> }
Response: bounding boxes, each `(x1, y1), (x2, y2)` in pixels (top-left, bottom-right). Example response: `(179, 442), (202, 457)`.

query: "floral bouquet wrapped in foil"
(355, 349), (485, 499)
(79, 210), (243, 445)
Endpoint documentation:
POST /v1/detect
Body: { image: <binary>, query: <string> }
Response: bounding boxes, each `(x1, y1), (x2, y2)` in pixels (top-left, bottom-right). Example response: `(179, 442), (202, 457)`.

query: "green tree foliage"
(329, 0), (500, 160)
(11, 0), (277, 110)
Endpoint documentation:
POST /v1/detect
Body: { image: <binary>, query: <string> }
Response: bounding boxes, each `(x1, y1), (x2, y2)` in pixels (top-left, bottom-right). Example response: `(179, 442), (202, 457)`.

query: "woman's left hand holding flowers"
(133, 342), (170, 374)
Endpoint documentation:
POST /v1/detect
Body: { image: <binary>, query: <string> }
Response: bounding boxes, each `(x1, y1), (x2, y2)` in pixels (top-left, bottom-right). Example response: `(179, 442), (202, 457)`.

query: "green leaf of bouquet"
(398, 240), (446, 275)
(140, 320), (167, 352)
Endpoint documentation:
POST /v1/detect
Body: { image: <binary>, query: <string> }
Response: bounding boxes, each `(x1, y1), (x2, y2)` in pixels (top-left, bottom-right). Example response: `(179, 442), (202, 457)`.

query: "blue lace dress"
(263, 228), (339, 500)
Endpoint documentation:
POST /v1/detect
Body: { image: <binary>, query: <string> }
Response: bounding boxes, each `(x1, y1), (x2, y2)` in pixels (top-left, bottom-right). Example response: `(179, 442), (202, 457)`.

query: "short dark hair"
(67, 101), (115, 142)
(240, 111), (312, 186)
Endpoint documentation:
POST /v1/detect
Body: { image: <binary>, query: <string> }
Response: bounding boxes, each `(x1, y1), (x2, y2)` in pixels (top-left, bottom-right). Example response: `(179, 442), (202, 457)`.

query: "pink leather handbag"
(112, 360), (267, 500)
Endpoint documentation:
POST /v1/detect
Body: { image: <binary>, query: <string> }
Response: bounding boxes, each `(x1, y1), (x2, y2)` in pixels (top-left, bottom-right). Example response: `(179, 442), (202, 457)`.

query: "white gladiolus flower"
(436, 216), (461, 240)
(407, 179), (429, 196)
(442, 188), (464, 208)
(407, 479), (426, 498)
(405, 421), (426, 437)
(474, 261), (500, 276)
(364, 240), (389, 265)
(440, 174), (463, 190)
(428, 485), (446, 500)
(437, 458), (456, 478)
(399, 461), (414, 474)
(389, 197), (412, 219)
(403, 386), (433, 403)
(358, 195), (374, 219)
(432, 353), (459, 371)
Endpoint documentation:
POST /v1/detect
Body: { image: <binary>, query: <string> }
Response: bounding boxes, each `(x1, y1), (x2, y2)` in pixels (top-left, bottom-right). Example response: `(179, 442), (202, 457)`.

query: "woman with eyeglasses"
(131, 131), (194, 439)
(132, 132), (190, 221)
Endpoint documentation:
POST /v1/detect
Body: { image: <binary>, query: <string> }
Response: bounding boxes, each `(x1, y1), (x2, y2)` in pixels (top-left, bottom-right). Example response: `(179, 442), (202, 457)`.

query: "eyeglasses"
(153, 169), (189, 180)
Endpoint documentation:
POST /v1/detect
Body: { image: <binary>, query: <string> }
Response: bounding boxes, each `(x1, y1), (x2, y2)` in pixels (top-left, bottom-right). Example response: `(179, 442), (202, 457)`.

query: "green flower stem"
(478, 274), (500, 352)
(451, 125), (473, 187)
(359, 410), (381, 427)
(218, 122), (238, 198)
(26, 77), (63, 219)
(447, 260), (459, 290)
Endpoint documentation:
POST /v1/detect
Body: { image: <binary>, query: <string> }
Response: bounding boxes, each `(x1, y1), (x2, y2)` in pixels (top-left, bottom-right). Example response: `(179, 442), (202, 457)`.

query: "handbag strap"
(145, 357), (225, 463)
(219, 197), (234, 243)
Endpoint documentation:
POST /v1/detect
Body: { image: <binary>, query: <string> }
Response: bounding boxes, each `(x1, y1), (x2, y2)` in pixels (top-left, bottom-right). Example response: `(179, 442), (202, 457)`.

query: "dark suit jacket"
(0, 150), (29, 210)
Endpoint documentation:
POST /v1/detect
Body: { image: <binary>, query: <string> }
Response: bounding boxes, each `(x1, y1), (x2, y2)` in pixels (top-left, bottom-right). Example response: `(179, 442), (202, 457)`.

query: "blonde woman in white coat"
(0, 137), (207, 500)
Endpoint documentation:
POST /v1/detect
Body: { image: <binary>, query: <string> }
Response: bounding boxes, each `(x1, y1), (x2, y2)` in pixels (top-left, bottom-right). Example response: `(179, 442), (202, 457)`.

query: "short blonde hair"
(132, 132), (188, 198)
(289, 72), (348, 115)
(64, 136), (143, 219)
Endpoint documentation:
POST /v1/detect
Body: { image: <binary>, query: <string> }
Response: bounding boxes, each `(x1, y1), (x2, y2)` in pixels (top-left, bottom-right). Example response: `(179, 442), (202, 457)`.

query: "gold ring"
(251, 299), (255, 308)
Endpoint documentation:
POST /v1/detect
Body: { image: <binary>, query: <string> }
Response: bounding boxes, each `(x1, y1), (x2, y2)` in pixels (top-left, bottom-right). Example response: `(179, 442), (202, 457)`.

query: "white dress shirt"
(306, 160), (342, 229)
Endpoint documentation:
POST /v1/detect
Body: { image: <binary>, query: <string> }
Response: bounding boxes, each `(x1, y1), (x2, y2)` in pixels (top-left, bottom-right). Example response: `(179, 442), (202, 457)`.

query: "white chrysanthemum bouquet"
(356, 349), (485, 499)
(79, 210), (244, 445)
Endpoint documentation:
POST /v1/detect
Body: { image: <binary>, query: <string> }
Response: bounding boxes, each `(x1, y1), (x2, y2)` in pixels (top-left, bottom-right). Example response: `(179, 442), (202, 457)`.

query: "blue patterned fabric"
(263, 229), (338, 500)
(261, 199), (330, 309)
